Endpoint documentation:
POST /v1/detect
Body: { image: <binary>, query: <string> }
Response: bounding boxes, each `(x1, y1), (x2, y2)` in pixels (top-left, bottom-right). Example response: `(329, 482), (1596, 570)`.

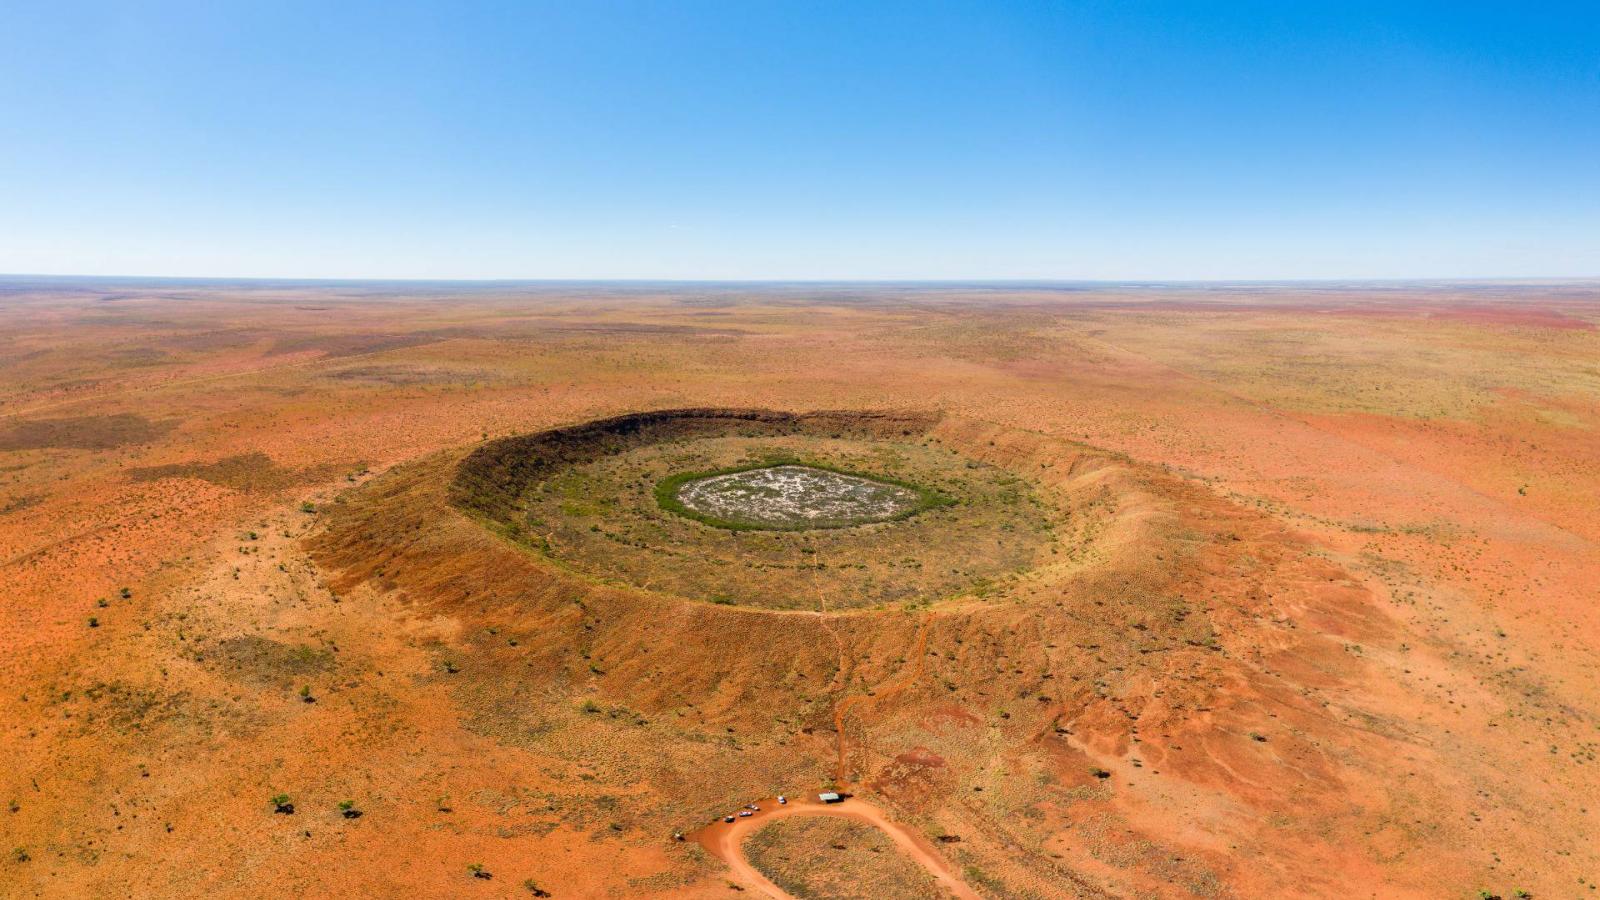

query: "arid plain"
(2, 278), (1598, 899)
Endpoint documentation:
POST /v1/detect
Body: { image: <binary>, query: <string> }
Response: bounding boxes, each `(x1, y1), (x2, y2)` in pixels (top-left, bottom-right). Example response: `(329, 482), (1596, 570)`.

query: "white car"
(777, 795), (787, 805)
(738, 810), (753, 818)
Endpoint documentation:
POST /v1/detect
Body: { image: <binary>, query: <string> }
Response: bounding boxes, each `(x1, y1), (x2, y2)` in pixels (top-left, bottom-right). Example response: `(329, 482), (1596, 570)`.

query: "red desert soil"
(2, 279), (1599, 899)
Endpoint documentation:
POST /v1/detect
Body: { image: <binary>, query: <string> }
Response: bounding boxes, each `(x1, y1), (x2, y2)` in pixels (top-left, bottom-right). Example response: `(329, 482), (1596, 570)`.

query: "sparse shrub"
(523, 880), (551, 897)
(299, 501), (316, 513)
(467, 863), (491, 880)
(338, 799), (362, 819)
(270, 794), (294, 814)
(579, 699), (600, 714)
(87, 617), (99, 628)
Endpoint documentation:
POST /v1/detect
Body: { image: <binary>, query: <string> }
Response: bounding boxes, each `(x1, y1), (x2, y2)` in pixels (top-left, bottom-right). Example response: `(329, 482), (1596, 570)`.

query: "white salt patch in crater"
(675, 465), (921, 527)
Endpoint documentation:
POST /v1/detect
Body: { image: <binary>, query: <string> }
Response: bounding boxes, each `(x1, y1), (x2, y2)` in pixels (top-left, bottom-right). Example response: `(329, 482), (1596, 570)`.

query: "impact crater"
(448, 408), (1061, 610)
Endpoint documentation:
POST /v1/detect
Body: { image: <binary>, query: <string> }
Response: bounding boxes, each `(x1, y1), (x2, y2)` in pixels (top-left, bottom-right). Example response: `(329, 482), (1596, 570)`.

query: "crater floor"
(669, 464), (930, 529)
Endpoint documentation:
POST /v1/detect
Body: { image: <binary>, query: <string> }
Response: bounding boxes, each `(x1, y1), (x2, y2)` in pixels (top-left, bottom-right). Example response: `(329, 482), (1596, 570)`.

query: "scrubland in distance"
(0, 279), (1597, 899)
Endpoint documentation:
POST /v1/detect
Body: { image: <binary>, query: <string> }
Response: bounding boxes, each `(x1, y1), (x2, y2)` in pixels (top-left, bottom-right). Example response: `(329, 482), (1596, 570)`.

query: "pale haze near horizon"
(1, 1), (1596, 282)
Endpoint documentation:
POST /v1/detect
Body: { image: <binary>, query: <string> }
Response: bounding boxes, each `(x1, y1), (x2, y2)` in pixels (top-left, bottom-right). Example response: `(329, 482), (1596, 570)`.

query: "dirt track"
(692, 796), (979, 899)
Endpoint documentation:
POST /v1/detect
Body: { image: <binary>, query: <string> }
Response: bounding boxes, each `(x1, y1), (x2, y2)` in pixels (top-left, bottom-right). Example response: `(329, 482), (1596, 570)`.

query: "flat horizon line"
(4, 272), (1599, 288)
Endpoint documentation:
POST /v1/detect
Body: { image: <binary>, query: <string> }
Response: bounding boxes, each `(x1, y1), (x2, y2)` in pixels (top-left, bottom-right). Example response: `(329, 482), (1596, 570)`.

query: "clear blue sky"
(2, 1), (1596, 280)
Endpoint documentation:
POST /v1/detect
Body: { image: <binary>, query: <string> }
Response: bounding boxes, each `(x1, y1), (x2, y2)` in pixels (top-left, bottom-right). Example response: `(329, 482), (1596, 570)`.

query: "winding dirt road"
(691, 795), (979, 899)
